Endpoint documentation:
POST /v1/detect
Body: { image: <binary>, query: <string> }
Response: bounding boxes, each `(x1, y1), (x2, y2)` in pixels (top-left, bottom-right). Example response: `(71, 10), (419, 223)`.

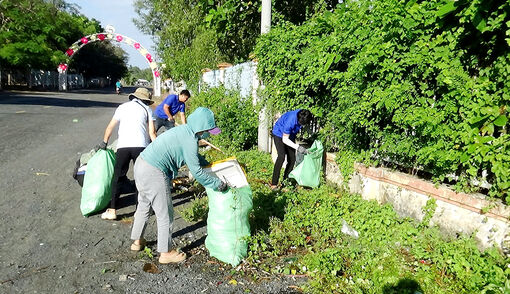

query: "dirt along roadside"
(0, 89), (303, 293)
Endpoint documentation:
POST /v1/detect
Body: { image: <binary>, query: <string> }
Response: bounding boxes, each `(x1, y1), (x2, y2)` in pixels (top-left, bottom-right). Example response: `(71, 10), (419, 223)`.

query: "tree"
(123, 66), (153, 85)
(132, 0), (339, 85)
(0, 0), (128, 80)
(134, 0), (223, 85)
(0, 0), (100, 70)
(70, 41), (128, 81)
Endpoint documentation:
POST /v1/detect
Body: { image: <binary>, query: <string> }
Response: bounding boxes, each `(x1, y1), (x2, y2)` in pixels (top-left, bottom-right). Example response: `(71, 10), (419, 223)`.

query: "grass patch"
(197, 148), (510, 293)
(178, 196), (209, 222)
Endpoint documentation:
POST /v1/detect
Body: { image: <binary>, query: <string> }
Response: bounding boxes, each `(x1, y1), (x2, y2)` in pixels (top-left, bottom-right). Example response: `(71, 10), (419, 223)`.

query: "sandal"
(130, 239), (146, 251)
(159, 250), (186, 264)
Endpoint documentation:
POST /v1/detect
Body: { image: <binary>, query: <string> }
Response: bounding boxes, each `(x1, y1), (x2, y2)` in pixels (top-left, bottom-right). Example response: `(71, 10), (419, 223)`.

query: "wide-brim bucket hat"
(129, 88), (154, 105)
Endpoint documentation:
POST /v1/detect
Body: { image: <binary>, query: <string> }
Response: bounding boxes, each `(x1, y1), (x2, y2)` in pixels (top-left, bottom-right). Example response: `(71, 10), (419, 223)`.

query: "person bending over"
(98, 87), (157, 220)
(270, 109), (312, 189)
(153, 89), (190, 132)
(130, 107), (228, 264)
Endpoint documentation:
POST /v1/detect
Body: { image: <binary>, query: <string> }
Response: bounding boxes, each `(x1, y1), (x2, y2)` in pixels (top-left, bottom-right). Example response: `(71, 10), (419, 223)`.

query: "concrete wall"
(325, 153), (510, 254)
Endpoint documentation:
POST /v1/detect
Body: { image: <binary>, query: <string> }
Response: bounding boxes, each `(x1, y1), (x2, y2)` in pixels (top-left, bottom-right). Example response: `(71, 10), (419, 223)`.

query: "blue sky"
(70, 0), (156, 69)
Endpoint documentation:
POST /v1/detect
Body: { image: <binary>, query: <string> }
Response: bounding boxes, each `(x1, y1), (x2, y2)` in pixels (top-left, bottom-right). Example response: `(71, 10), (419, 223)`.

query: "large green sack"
(289, 140), (324, 188)
(80, 149), (115, 216)
(205, 185), (253, 267)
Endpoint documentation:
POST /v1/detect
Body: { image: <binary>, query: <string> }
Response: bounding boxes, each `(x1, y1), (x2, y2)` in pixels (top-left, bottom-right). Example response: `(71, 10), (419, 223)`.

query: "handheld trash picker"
(199, 139), (223, 153)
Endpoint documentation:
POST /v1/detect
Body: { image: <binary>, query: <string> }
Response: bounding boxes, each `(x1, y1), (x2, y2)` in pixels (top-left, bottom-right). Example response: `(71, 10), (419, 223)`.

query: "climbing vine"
(255, 0), (510, 202)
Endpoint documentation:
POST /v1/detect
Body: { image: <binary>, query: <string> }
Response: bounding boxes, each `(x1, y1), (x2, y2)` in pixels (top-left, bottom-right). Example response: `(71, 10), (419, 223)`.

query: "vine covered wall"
(255, 0), (510, 202)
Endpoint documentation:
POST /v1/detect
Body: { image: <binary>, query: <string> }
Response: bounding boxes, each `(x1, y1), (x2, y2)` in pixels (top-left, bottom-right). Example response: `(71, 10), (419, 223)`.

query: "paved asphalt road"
(0, 88), (301, 293)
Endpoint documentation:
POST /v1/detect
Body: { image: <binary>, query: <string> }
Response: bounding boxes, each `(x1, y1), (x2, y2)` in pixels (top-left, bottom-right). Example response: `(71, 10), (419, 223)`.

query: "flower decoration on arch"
(66, 48), (74, 57)
(116, 35), (123, 42)
(134, 43), (141, 50)
(80, 37), (88, 44)
(97, 34), (105, 41)
(58, 63), (68, 73)
(154, 71), (160, 78)
(146, 53), (152, 62)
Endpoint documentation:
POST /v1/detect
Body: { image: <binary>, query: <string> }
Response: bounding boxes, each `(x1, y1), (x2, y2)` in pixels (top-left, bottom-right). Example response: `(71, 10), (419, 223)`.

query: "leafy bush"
(178, 196), (208, 222)
(193, 147), (509, 293)
(254, 0), (510, 202)
(249, 182), (510, 293)
(189, 86), (258, 151)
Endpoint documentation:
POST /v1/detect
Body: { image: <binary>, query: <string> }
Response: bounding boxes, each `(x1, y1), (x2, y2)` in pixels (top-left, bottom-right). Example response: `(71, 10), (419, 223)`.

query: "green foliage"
(187, 143), (510, 293)
(248, 183), (510, 293)
(178, 196), (209, 222)
(134, 0), (224, 85)
(134, 0), (342, 86)
(0, 0), (101, 70)
(419, 198), (437, 228)
(70, 42), (128, 80)
(139, 247), (153, 259)
(123, 66), (153, 85)
(189, 86), (258, 151)
(197, 148), (510, 293)
(255, 0), (510, 202)
(302, 248), (346, 277)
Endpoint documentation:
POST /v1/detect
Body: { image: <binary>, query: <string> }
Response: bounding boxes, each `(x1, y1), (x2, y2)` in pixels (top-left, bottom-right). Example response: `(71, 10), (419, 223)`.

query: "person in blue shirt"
(270, 109), (313, 189)
(115, 80), (122, 94)
(153, 90), (191, 132)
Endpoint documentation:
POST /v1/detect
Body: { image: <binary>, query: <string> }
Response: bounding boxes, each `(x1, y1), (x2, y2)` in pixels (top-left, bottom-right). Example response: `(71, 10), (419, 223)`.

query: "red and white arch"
(58, 31), (161, 96)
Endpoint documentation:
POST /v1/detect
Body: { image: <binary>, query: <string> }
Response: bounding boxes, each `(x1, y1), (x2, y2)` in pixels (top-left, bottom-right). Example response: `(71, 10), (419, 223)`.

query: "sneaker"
(101, 209), (117, 220)
(159, 250), (186, 264)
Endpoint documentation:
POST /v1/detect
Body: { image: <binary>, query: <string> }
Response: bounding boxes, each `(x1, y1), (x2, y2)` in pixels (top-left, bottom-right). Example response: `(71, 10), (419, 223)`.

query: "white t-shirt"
(113, 98), (153, 148)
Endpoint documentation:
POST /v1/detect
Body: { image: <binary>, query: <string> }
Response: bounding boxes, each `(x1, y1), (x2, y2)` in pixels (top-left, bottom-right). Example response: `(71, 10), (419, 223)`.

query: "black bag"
(72, 158), (87, 187)
(72, 147), (98, 187)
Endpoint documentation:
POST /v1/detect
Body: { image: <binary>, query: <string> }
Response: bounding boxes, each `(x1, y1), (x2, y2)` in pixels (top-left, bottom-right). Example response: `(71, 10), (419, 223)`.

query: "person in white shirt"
(98, 87), (157, 220)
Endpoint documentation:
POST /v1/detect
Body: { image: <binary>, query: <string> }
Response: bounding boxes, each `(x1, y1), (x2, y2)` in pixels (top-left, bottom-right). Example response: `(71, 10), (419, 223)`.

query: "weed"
(138, 247), (154, 260)
(188, 146), (509, 293)
(179, 196), (209, 222)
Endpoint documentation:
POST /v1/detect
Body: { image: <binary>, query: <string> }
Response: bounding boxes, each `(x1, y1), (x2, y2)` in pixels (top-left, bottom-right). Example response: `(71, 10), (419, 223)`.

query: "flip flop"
(159, 250), (186, 264)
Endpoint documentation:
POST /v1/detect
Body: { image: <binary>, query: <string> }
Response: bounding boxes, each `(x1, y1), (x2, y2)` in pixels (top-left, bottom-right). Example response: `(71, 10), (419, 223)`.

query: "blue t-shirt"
(154, 94), (185, 119)
(272, 109), (302, 140)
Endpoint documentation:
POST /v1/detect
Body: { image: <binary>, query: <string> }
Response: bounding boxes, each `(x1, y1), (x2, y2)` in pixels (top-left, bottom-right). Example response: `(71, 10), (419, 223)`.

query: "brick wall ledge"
(326, 153), (510, 223)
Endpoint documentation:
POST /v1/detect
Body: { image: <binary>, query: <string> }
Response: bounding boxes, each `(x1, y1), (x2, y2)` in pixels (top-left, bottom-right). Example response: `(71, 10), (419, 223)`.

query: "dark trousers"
(154, 116), (175, 132)
(271, 136), (296, 185)
(110, 147), (145, 209)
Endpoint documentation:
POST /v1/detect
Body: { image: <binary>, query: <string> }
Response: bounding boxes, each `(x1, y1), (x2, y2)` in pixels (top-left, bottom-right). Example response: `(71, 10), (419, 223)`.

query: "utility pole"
(257, 0), (272, 152)
(261, 0), (271, 34)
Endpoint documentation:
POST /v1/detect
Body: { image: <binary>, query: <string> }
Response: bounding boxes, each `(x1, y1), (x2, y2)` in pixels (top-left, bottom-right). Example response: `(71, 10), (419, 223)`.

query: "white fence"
(200, 61), (256, 98)
(0, 68), (84, 90)
(66, 73), (85, 89)
(200, 61), (275, 152)
(29, 70), (59, 88)
(200, 61), (319, 151)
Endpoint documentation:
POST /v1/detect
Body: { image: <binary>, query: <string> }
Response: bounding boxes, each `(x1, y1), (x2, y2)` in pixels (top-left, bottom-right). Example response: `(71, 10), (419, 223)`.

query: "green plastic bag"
(289, 140), (324, 188)
(80, 149), (115, 216)
(205, 185), (253, 267)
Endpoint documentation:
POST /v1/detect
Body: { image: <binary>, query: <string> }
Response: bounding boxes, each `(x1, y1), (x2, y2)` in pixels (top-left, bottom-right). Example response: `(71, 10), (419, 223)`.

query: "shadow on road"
(182, 236), (206, 253)
(117, 192), (138, 210)
(0, 95), (120, 108)
(173, 221), (206, 238)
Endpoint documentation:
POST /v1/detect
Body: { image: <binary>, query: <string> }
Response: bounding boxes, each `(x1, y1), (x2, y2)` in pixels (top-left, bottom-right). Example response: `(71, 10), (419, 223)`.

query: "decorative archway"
(57, 26), (161, 97)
